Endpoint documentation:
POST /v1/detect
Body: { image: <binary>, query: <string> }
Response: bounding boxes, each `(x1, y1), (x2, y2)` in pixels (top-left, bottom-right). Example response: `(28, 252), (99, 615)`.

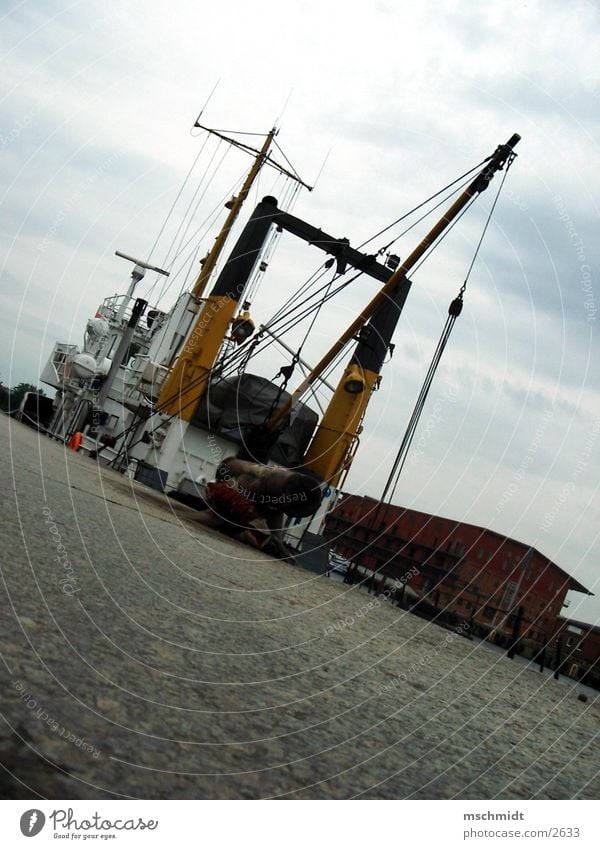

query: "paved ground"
(0, 414), (598, 799)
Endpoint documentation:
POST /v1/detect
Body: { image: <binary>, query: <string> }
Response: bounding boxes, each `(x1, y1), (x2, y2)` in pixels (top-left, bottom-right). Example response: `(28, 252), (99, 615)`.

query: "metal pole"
(191, 129), (277, 298)
(157, 197), (280, 419)
(98, 298), (148, 406)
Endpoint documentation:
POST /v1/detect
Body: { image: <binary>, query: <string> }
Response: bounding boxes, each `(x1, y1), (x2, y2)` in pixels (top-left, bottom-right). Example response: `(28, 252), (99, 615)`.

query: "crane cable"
(102, 155), (504, 463)
(202, 152), (490, 387)
(380, 293), (464, 505)
(101, 267), (348, 464)
(210, 261), (340, 383)
(213, 268), (355, 385)
(211, 158), (491, 382)
(357, 157), (488, 253)
(264, 259), (338, 422)
(380, 154), (515, 505)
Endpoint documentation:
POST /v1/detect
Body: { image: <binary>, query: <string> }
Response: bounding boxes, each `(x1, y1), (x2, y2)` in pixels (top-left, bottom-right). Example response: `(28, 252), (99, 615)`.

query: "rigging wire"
(264, 268), (362, 338)
(219, 161), (483, 378)
(191, 78), (221, 129)
(272, 138), (304, 184)
(151, 171), (306, 375)
(212, 268), (352, 384)
(170, 143), (231, 272)
(145, 131), (211, 266)
(167, 175), (244, 274)
(207, 159), (484, 398)
(152, 140), (231, 303)
(379, 156), (514, 505)
(243, 177), (299, 304)
(151, 168), (249, 304)
(274, 88), (294, 128)
(160, 149), (303, 309)
(377, 169), (482, 255)
(312, 148), (331, 191)
(356, 157), (488, 252)
(136, 169), (252, 366)
(264, 262), (333, 327)
(410, 194), (479, 277)
(262, 158), (483, 334)
(108, 151), (507, 466)
(380, 296), (463, 506)
(144, 136), (224, 301)
(264, 262), (339, 420)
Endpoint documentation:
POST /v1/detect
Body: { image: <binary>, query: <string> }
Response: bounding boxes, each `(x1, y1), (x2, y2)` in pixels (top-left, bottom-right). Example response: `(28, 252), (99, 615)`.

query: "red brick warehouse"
(324, 494), (592, 655)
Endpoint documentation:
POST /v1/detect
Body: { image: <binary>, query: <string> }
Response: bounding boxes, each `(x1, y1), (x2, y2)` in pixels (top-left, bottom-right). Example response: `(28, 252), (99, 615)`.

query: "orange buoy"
(68, 431), (83, 451)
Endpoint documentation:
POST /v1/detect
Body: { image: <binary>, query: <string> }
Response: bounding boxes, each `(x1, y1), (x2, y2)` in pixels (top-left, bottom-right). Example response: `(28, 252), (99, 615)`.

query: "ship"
(36, 119), (521, 556)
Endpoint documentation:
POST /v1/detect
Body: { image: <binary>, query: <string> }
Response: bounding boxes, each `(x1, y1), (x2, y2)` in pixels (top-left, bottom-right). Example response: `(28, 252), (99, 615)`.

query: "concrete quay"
(0, 414), (598, 799)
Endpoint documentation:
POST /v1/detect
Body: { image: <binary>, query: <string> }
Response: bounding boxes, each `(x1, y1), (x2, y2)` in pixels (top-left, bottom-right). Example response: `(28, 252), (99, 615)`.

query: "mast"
(271, 133), (521, 484)
(157, 124), (312, 419)
(155, 126), (278, 418)
(191, 127), (277, 298)
(157, 196), (279, 419)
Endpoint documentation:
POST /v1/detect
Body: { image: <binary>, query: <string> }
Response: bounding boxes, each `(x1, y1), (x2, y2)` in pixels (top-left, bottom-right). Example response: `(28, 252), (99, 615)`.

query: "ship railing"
(40, 343), (80, 389)
(97, 295), (165, 340)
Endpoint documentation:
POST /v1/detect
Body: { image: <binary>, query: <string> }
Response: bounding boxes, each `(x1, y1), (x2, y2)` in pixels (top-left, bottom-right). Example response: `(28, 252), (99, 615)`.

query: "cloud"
(2, 0), (599, 622)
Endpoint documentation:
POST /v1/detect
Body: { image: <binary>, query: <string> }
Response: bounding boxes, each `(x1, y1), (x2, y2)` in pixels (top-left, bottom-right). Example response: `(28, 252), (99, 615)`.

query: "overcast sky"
(1, 0), (598, 621)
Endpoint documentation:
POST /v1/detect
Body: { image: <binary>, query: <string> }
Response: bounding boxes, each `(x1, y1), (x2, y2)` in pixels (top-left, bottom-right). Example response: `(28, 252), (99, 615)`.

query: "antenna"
(193, 78), (221, 129)
(313, 148), (331, 190)
(112, 252), (169, 326)
(115, 251), (170, 278)
(274, 88), (294, 128)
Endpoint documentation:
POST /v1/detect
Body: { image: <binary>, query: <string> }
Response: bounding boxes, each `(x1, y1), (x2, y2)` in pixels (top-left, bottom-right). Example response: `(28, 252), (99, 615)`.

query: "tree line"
(0, 382), (46, 413)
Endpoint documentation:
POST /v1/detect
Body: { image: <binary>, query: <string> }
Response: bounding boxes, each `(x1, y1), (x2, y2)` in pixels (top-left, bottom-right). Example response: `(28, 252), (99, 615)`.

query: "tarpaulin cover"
(191, 373), (319, 469)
